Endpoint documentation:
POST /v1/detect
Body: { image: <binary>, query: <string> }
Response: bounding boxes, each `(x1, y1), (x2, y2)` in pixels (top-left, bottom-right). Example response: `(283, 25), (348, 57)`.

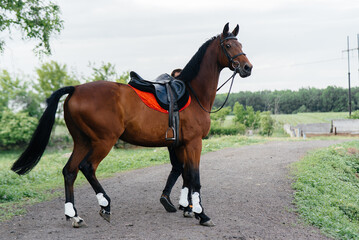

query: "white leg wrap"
(192, 192), (202, 213)
(65, 202), (76, 217)
(96, 193), (109, 207)
(179, 187), (189, 207)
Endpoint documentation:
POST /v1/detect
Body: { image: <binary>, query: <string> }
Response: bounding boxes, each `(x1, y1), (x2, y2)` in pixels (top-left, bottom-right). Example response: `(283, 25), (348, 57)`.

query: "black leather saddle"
(128, 71), (189, 111)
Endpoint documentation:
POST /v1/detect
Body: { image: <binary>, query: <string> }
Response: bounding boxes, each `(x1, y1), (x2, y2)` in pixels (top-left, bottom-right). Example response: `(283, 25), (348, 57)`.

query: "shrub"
(0, 110), (38, 149)
(349, 110), (359, 119)
(209, 122), (245, 136)
(259, 111), (274, 136)
(233, 102), (261, 129)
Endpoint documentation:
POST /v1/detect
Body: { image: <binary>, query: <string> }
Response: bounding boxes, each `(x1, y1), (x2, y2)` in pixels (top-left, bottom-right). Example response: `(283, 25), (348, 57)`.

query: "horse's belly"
(120, 129), (170, 147)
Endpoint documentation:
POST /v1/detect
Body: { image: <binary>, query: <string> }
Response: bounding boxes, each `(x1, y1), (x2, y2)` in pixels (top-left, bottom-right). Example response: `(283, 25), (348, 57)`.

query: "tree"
(210, 106), (231, 124)
(0, 0), (63, 55)
(35, 61), (79, 98)
(0, 69), (41, 117)
(35, 61), (80, 123)
(259, 111), (274, 136)
(233, 102), (246, 124)
(88, 62), (129, 83)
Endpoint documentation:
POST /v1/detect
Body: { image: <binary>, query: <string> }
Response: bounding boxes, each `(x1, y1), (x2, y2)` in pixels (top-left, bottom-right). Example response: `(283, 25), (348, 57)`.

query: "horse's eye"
(226, 44), (231, 48)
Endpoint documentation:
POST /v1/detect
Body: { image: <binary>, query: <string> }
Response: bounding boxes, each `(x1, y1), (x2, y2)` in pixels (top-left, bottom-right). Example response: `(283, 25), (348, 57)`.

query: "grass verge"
(0, 135), (266, 221)
(292, 140), (359, 239)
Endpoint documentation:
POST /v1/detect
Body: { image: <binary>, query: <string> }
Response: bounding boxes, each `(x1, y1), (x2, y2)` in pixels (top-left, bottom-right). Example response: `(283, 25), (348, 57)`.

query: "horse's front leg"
(183, 140), (215, 227)
(178, 182), (193, 218)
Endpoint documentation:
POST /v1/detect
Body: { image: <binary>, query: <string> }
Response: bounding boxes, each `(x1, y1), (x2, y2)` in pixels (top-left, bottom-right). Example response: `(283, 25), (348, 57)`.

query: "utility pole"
(343, 35), (359, 117)
(348, 36), (352, 116)
(357, 34), (359, 82)
(346, 36), (352, 116)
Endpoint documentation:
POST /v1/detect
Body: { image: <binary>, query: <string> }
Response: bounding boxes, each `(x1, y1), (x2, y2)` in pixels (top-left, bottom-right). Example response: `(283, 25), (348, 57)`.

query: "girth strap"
(165, 83), (180, 147)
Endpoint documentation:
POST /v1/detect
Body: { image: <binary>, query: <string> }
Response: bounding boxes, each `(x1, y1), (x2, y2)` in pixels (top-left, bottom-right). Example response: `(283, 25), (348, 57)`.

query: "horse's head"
(218, 23), (252, 78)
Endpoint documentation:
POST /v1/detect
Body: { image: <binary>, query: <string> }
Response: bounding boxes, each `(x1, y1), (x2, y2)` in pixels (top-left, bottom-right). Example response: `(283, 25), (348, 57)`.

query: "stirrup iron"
(165, 126), (176, 141)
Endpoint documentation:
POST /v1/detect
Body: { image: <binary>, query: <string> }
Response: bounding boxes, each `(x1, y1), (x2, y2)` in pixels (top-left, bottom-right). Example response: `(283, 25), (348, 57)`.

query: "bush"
(259, 111), (274, 136)
(208, 122), (245, 136)
(349, 110), (359, 119)
(233, 102), (261, 129)
(0, 110), (38, 149)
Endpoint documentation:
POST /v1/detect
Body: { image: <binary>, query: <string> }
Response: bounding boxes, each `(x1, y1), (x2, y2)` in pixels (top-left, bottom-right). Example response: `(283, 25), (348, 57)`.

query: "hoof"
(160, 194), (177, 212)
(195, 212), (215, 227)
(183, 211), (194, 218)
(72, 217), (87, 228)
(99, 209), (111, 222)
(183, 206), (193, 218)
(201, 219), (215, 227)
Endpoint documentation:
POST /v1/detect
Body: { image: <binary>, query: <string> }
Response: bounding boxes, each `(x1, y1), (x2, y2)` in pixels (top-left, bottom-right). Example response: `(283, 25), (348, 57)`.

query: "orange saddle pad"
(129, 85), (191, 113)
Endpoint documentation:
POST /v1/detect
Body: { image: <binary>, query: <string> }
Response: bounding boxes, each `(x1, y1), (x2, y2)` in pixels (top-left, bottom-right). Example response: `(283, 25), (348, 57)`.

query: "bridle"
(188, 35), (246, 114)
(220, 35), (246, 71)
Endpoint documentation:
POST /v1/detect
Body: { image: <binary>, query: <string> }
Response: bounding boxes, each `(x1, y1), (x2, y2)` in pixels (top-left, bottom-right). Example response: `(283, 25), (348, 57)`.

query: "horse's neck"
(190, 43), (222, 111)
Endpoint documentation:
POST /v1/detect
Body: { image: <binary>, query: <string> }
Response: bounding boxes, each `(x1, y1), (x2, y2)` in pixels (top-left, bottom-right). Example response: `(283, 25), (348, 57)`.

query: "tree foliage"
(259, 111), (274, 136)
(233, 102), (260, 129)
(0, 69), (42, 117)
(214, 86), (357, 114)
(0, 0), (63, 55)
(88, 62), (130, 83)
(0, 110), (38, 149)
(35, 61), (79, 98)
(210, 106), (231, 124)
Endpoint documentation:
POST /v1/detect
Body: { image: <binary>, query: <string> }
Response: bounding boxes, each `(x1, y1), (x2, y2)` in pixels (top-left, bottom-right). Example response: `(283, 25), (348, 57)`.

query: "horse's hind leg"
(63, 144), (90, 228)
(78, 139), (117, 223)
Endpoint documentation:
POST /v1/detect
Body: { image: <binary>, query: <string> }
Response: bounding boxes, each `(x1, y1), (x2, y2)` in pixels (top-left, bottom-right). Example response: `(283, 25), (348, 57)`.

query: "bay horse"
(11, 23), (252, 228)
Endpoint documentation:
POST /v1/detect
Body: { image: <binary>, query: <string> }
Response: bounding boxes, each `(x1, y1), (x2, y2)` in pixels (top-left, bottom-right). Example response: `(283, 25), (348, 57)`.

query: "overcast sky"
(1, 0), (359, 93)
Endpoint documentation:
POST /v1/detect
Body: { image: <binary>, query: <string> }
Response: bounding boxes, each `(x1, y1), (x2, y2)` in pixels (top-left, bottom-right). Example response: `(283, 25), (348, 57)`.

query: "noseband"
(220, 35), (246, 70)
(187, 35), (246, 114)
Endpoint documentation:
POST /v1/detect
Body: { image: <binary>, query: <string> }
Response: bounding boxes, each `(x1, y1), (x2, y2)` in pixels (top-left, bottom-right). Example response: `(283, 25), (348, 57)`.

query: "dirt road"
(0, 140), (347, 239)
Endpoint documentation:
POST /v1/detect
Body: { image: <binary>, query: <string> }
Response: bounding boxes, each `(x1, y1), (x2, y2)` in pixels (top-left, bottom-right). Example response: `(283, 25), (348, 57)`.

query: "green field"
(272, 112), (349, 126)
(292, 140), (359, 239)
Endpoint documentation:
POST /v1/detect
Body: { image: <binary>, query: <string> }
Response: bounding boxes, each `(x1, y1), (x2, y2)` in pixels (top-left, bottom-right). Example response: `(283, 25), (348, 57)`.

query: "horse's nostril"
(244, 64), (251, 72)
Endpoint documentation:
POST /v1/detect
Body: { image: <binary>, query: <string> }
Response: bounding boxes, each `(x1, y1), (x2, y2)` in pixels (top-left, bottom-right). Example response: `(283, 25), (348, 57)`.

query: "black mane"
(177, 36), (217, 82)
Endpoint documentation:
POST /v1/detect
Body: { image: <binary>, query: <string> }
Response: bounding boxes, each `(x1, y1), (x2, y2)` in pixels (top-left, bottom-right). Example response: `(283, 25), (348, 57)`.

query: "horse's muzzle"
(237, 63), (252, 78)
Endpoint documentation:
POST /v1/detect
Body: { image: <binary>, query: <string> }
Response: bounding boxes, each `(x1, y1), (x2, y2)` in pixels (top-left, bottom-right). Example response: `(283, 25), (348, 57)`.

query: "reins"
(187, 35), (245, 114)
(187, 69), (237, 114)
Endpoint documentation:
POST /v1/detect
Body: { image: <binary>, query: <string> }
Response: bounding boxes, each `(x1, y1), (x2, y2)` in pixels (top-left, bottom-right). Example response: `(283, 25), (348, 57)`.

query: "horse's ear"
(232, 24), (239, 36)
(222, 23), (230, 37)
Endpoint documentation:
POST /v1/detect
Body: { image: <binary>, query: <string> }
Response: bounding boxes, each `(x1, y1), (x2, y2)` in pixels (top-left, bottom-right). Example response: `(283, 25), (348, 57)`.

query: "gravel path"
(0, 139), (348, 240)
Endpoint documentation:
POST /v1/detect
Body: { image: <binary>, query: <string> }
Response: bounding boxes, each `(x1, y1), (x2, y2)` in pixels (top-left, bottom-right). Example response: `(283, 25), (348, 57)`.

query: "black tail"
(11, 86), (75, 175)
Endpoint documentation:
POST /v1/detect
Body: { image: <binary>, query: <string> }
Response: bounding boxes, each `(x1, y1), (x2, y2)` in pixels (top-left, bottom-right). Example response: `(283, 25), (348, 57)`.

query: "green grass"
(292, 140), (359, 239)
(273, 112), (349, 126)
(0, 135), (266, 221)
